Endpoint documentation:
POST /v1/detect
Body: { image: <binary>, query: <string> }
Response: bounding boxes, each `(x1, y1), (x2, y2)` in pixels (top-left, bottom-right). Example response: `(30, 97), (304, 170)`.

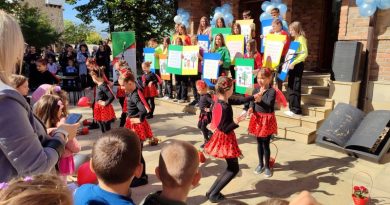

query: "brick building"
(179, 0), (390, 112)
(22, 0), (64, 33)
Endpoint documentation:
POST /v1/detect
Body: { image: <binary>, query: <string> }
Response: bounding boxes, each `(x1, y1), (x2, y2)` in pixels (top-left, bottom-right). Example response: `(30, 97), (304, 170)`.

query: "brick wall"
(23, 0), (64, 33)
(290, 0), (326, 70)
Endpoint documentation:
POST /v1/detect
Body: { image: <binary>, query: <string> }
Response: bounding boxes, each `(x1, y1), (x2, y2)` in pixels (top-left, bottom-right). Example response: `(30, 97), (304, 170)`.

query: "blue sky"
(63, 0), (108, 37)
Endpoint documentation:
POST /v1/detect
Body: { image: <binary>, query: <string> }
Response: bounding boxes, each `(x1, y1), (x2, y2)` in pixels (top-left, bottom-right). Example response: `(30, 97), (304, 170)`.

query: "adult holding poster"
(242, 10), (256, 39)
(179, 24), (191, 46)
(228, 23), (244, 80)
(188, 36), (204, 106)
(270, 19), (290, 90)
(172, 38), (189, 103)
(211, 33), (231, 77)
(284, 21), (308, 117)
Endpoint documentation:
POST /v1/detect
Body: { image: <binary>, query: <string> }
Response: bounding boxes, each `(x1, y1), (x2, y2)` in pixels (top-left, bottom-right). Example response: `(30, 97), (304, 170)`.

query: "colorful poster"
(198, 35), (210, 53)
(278, 42), (300, 81)
(167, 45), (182, 74)
(211, 28), (232, 50)
(143, 47), (156, 73)
(226, 35), (245, 64)
(202, 53), (221, 80)
(235, 58), (254, 94)
(182, 46), (199, 75)
(263, 34), (287, 70)
(112, 31), (137, 79)
(159, 54), (170, 80)
(261, 19), (273, 53)
(236, 19), (254, 52)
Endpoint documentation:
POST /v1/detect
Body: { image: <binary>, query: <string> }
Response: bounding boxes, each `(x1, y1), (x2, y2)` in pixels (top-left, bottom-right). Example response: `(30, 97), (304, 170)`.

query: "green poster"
(166, 45), (183, 74)
(235, 58), (254, 94)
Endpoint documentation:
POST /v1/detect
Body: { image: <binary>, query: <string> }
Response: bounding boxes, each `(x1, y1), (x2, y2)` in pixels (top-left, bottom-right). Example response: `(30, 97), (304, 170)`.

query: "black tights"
(98, 121), (111, 133)
(118, 97), (126, 127)
(198, 121), (210, 142)
(257, 136), (271, 169)
(147, 97), (155, 116)
(140, 142), (146, 177)
(208, 158), (239, 197)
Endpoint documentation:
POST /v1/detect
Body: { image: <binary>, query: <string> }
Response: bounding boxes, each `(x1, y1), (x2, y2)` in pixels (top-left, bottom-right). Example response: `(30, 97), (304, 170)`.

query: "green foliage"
(0, 1), (60, 48)
(63, 20), (99, 44)
(87, 31), (103, 44)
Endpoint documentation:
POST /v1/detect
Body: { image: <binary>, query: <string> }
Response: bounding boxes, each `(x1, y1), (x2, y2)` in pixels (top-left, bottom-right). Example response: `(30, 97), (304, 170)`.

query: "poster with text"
(235, 58), (254, 94)
(159, 54), (170, 80)
(182, 46), (199, 75)
(112, 31), (137, 80)
(202, 53), (221, 80)
(236, 19), (254, 52)
(198, 35), (210, 53)
(261, 19), (273, 53)
(167, 45), (183, 75)
(226, 35), (245, 64)
(263, 34), (287, 70)
(278, 42), (300, 81)
(143, 47), (156, 73)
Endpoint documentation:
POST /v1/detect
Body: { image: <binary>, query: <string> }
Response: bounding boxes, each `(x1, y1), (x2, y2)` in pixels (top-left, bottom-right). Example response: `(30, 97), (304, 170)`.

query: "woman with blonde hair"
(0, 10), (78, 182)
(197, 16), (211, 36)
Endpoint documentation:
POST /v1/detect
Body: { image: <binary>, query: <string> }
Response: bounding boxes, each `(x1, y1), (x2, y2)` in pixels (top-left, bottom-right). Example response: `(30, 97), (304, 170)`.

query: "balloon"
(222, 4), (232, 12)
(261, 1), (271, 11)
(278, 4), (288, 15)
(74, 154), (90, 172)
(363, 0), (375, 3)
(266, 4), (276, 13)
(215, 7), (222, 14)
(77, 97), (91, 107)
(358, 2), (377, 16)
(260, 12), (273, 21)
(214, 12), (224, 20)
(376, 0), (390, 9)
(356, 0), (364, 5)
(77, 161), (97, 186)
(177, 8), (185, 15)
(271, 0), (283, 3)
(224, 13), (234, 26)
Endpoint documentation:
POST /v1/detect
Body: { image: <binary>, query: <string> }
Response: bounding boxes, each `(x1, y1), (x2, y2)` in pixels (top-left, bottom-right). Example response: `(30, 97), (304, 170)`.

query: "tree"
(0, 1), (60, 49)
(62, 20), (97, 44)
(87, 31), (103, 44)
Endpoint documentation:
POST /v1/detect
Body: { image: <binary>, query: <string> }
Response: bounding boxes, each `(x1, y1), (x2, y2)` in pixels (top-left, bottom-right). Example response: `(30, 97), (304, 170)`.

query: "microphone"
(122, 41), (126, 49)
(289, 51), (305, 55)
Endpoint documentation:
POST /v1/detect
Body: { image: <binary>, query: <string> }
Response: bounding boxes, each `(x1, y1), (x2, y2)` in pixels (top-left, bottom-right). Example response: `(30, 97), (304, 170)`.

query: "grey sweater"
(0, 81), (65, 182)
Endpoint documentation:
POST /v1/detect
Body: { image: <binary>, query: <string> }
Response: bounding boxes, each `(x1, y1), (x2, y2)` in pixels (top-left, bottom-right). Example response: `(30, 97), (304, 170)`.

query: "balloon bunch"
(356, 0), (390, 17)
(211, 4), (234, 27)
(173, 8), (190, 28)
(259, 0), (287, 21)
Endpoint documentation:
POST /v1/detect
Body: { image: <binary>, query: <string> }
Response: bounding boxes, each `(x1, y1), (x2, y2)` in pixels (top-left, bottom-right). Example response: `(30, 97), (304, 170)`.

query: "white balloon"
(214, 12), (224, 19)
(174, 15), (182, 24)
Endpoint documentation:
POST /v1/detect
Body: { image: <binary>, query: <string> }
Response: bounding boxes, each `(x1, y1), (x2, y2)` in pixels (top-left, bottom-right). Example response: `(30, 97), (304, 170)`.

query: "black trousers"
(147, 97), (155, 116)
(287, 62), (304, 114)
(118, 97), (126, 127)
(164, 79), (173, 98)
(175, 75), (189, 100)
(257, 135), (271, 169)
(189, 73), (201, 102)
(208, 158), (239, 197)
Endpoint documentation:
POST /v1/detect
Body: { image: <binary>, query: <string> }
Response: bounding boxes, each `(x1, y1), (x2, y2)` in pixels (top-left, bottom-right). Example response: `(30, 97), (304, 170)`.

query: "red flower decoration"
(353, 186), (360, 192)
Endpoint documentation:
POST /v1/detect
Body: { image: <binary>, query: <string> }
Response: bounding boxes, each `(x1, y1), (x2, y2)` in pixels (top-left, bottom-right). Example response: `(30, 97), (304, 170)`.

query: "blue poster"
(278, 42), (300, 81)
(260, 19), (273, 53)
(143, 47), (156, 73)
(198, 35), (210, 53)
(202, 53), (221, 87)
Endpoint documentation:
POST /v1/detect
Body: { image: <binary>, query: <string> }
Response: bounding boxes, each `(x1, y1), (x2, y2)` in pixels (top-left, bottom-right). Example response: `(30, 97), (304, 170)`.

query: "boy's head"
(156, 140), (201, 189)
(36, 58), (48, 73)
(271, 8), (280, 18)
(242, 10), (252, 19)
(68, 59), (74, 66)
(91, 128), (142, 185)
(148, 38), (158, 48)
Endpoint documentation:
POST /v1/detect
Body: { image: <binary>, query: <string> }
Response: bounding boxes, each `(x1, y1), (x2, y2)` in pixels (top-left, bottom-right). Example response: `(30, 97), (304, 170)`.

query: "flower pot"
(352, 195), (369, 205)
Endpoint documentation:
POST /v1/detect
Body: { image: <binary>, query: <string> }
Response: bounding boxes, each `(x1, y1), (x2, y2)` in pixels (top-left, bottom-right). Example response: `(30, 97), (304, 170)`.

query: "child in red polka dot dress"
(248, 68), (279, 178)
(141, 61), (160, 119)
(91, 67), (116, 133)
(204, 76), (262, 203)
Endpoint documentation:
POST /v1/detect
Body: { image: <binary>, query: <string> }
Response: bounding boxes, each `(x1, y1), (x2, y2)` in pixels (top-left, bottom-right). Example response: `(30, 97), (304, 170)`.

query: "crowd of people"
(0, 5), (316, 205)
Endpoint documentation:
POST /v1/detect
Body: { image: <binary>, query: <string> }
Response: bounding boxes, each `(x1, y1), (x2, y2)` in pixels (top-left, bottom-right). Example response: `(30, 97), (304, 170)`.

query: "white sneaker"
(240, 110), (248, 118)
(284, 110), (295, 117)
(162, 96), (169, 100)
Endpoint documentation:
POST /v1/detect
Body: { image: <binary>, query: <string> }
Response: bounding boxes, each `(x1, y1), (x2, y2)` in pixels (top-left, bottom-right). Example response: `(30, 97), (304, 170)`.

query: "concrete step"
(302, 74), (330, 86)
(282, 84), (330, 97)
(301, 94), (334, 108)
(275, 110), (324, 130)
(277, 122), (317, 144)
(279, 103), (333, 118)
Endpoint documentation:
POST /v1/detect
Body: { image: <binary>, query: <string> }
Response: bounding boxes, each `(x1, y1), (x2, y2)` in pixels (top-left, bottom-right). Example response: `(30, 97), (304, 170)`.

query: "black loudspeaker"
(332, 41), (363, 82)
(316, 103), (390, 163)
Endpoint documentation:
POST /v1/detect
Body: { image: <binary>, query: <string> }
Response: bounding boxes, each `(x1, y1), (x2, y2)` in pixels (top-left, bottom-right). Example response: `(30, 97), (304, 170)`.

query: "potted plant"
(352, 185), (369, 205)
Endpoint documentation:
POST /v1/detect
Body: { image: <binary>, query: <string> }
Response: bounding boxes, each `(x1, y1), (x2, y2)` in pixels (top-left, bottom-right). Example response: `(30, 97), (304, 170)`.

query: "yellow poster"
(263, 34), (287, 70)
(182, 46), (199, 75)
(236, 19), (254, 40)
(226, 35), (245, 65)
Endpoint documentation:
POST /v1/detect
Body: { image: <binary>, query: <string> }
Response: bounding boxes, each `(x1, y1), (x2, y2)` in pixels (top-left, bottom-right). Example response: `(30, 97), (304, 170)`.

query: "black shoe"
(188, 100), (198, 106)
(209, 193), (225, 203)
(146, 114), (153, 119)
(88, 122), (99, 130)
(130, 175), (148, 187)
(200, 143), (205, 149)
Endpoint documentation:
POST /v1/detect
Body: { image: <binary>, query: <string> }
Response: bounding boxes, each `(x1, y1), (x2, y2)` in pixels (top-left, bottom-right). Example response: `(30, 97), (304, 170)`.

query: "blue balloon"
(356, 0), (364, 5)
(222, 4), (232, 12)
(261, 1), (271, 11)
(359, 2), (377, 16)
(260, 12), (273, 21)
(278, 4), (288, 15)
(177, 8), (184, 15)
(271, 0), (283, 3)
(224, 13), (234, 25)
(221, 7), (227, 14)
(376, 0), (390, 9)
(215, 7), (222, 14)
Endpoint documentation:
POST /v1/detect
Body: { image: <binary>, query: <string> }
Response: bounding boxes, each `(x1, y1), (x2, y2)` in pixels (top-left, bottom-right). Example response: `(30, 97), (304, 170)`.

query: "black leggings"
(288, 62), (304, 114)
(198, 121), (210, 142)
(208, 158), (239, 197)
(164, 78), (173, 98)
(257, 135), (271, 169)
(147, 97), (155, 116)
(175, 75), (188, 100)
(98, 121), (111, 133)
(141, 142), (146, 177)
(189, 73), (201, 102)
(118, 97), (126, 127)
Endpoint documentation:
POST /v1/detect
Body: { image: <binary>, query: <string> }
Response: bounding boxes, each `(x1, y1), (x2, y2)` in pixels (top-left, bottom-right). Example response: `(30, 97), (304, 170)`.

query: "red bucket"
(352, 171), (372, 205)
(352, 195), (369, 205)
(269, 143), (278, 168)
